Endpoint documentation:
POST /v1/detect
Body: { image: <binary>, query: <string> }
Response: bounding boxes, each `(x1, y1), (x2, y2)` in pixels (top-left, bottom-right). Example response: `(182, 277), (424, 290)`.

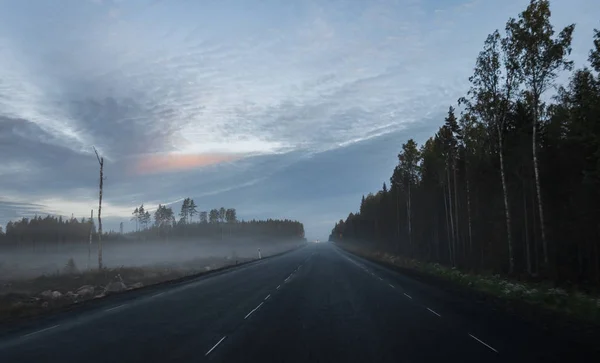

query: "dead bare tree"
(88, 209), (93, 270)
(93, 147), (104, 270)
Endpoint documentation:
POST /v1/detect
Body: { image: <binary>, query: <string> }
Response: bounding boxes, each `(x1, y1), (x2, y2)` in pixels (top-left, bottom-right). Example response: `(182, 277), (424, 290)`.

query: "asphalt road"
(0, 242), (594, 362)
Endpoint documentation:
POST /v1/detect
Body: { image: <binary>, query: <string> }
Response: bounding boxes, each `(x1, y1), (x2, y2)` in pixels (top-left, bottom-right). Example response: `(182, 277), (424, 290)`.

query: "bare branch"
(92, 146), (102, 165)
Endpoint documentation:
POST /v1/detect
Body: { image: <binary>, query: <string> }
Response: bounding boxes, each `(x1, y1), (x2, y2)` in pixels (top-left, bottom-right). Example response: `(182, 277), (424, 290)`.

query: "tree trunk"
(443, 184), (453, 266)
(498, 130), (514, 274)
(453, 162), (460, 263)
(407, 181), (412, 253)
(523, 184), (532, 275)
(532, 104), (548, 269)
(88, 209), (93, 271)
(466, 168), (473, 262)
(532, 181), (539, 274)
(446, 165), (456, 266)
(396, 191), (401, 253)
(97, 158), (103, 270)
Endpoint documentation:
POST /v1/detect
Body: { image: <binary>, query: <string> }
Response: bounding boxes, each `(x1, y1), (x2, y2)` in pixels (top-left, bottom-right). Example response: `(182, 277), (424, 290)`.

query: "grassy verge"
(339, 243), (600, 325)
(0, 256), (256, 323)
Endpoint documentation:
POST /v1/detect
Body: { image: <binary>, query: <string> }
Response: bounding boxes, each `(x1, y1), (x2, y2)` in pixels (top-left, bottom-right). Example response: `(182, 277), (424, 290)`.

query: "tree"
(209, 209), (219, 224)
(188, 199), (198, 223)
(138, 204), (146, 230)
(131, 207), (139, 232)
(225, 208), (237, 223)
(506, 0), (575, 269)
(179, 198), (190, 224)
(219, 207), (226, 223)
(200, 211), (208, 224)
(398, 139), (421, 250)
(93, 146), (104, 270)
(460, 29), (519, 273)
(458, 112), (479, 258)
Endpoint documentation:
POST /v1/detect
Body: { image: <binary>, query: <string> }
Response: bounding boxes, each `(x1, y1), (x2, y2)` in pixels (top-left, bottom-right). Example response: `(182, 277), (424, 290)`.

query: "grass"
(341, 244), (600, 324)
(0, 256), (253, 323)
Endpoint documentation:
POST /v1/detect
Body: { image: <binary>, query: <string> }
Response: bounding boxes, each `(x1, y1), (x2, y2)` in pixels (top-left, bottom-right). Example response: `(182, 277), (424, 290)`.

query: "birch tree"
(506, 0), (575, 268)
(459, 30), (519, 273)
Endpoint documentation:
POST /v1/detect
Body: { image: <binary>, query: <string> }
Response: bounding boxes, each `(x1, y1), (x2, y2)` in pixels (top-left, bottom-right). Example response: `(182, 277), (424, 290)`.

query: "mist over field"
(0, 238), (303, 282)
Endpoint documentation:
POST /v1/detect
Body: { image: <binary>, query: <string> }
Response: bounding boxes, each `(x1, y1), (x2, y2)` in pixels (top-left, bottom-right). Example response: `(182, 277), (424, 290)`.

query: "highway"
(0, 242), (594, 362)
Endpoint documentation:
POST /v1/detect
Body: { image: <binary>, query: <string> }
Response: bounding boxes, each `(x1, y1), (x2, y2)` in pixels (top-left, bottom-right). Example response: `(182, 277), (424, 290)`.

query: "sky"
(0, 0), (598, 240)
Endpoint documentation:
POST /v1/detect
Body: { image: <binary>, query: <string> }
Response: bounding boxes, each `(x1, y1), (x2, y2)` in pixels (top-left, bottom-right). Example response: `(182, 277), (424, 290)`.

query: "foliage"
(0, 200), (304, 246)
(331, 2), (600, 288)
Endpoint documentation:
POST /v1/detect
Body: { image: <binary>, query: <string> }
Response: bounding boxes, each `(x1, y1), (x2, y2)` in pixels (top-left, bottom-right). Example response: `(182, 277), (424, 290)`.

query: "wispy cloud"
(0, 0), (598, 237)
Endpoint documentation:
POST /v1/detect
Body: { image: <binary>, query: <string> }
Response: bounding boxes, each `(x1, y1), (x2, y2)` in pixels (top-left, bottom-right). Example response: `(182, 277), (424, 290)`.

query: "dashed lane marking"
(205, 336), (227, 356)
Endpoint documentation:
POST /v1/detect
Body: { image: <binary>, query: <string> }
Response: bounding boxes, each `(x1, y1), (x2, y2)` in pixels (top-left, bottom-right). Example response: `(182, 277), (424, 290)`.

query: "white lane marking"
(105, 304), (126, 312)
(276, 285), (281, 290)
(426, 307), (441, 317)
(21, 325), (59, 338)
(205, 336), (227, 356)
(468, 334), (498, 353)
(388, 283), (395, 289)
(403, 293), (412, 299)
(152, 292), (165, 298)
(244, 302), (264, 319)
(265, 294), (271, 301)
(378, 277), (383, 281)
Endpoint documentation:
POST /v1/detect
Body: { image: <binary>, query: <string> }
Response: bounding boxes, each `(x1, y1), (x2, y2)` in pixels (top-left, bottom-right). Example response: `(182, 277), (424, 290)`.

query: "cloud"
(0, 0), (598, 238)
(133, 153), (241, 175)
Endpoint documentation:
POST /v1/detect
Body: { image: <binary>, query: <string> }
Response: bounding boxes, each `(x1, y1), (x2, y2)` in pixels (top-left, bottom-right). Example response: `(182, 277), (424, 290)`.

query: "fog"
(0, 238), (303, 282)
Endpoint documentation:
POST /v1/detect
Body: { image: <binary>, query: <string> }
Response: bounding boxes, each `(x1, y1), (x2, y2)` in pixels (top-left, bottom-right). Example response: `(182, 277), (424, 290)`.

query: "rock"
(51, 291), (62, 299)
(65, 291), (78, 299)
(40, 290), (53, 300)
(41, 301), (49, 308)
(104, 281), (126, 293)
(94, 293), (105, 299)
(76, 285), (95, 297)
(130, 282), (143, 289)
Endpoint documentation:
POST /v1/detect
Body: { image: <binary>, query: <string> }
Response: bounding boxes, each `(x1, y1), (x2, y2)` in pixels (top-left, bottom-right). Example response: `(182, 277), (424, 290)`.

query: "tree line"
(129, 198), (304, 240)
(330, 0), (600, 286)
(0, 198), (305, 248)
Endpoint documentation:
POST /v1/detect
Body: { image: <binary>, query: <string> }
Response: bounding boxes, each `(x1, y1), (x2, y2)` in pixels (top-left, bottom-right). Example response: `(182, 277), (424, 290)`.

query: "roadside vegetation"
(341, 243), (600, 324)
(330, 1), (600, 324)
(0, 199), (306, 323)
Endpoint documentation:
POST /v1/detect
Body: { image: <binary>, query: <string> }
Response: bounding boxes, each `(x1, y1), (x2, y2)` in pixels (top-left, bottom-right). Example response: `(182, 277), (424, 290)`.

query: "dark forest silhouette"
(0, 197), (304, 249)
(331, 1), (600, 287)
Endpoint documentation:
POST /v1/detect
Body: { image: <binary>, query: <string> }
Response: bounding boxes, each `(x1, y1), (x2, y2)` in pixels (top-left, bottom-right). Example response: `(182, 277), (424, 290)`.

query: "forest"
(0, 197), (305, 249)
(330, 0), (600, 287)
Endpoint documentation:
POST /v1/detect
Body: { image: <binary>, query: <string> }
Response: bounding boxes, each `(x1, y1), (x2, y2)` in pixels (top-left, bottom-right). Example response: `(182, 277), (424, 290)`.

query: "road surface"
(0, 242), (594, 362)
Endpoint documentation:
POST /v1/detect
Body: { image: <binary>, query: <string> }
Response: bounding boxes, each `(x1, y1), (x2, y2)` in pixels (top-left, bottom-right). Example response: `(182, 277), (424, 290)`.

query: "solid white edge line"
(388, 283), (395, 289)
(152, 292), (165, 298)
(244, 302), (265, 319)
(403, 293), (412, 299)
(468, 334), (499, 353)
(427, 307), (441, 317)
(21, 325), (59, 338)
(265, 294), (271, 301)
(105, 304), (126, 312)
(205, 336), (227, 356)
